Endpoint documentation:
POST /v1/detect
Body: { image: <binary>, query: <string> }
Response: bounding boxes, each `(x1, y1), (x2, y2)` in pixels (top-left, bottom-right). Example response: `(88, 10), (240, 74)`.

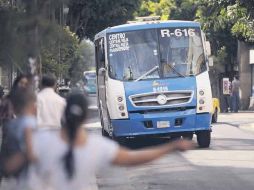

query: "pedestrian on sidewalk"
(231, 76), (240, 113)
(222, 78), (231, 112)
(29, 93), (194, 190)
(0, 74), (32, 126)
(0, 74), (32, 183)
(37, 74), (66, 128)
(0, 84), (4, 103)
(0, 87), (37, 189)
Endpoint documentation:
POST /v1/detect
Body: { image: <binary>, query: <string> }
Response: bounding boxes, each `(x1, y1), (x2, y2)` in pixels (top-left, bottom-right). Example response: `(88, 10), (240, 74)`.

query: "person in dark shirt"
(231, 76), (240, 113)
(0, 74), (32, 182)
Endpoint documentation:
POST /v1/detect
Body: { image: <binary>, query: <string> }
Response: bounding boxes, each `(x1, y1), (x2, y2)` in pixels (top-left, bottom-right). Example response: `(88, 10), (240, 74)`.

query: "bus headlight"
(106, 78), (129, 119)
(196, 72), (213, 114)
(118, 105), (125, 111)
(199, 99), (205, 105)
(117, 96), (123, 102)
(199, 90), (205, 96)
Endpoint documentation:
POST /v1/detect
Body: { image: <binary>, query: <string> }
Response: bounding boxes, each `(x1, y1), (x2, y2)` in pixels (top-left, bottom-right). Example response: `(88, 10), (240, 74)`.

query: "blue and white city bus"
(95, 21), (213, 148)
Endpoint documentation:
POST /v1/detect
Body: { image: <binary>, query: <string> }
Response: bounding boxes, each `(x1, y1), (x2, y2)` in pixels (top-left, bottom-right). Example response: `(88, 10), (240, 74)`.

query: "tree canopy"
(67, 0), (141, 40)
(135, 0), (253, 69)
(0, 0), (92, 83)
(1, 0), (253, 87)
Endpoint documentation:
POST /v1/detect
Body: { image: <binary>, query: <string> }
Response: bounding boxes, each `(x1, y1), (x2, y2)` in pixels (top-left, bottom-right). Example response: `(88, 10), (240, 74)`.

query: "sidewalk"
(218, 111), (254, 133)
(239, 123), (254, 133)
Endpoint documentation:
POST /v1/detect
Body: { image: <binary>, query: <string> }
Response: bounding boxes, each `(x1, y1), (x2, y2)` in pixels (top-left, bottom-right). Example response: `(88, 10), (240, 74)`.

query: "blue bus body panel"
(124, 77), (197, 111)
(110, 77), (211, 137)
(112, 112), (211, 137)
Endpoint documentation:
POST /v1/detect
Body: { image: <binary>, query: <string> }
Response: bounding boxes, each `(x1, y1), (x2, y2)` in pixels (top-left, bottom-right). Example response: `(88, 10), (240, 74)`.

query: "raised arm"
(113, 140), (194, 166)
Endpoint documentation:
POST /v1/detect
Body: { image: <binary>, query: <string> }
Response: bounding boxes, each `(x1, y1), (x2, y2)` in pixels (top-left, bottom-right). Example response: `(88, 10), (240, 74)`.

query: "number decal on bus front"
(161, 29), (196, 38)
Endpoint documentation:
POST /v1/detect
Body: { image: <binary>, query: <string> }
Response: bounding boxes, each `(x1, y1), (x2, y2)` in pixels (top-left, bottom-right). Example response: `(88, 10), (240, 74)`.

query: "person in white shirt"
(37, 74), (66, 128)
(30, 93), (194, 190)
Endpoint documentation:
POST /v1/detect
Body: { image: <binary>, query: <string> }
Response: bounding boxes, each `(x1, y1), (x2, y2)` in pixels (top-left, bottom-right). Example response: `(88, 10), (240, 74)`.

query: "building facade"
(237, 41), (254, 110)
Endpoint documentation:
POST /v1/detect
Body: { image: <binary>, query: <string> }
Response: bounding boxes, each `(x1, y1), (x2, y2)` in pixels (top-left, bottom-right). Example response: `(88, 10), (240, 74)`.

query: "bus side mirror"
(205, 41), (211, 57)
(208, 57), (214, 67)
(99, 67), (106, 75)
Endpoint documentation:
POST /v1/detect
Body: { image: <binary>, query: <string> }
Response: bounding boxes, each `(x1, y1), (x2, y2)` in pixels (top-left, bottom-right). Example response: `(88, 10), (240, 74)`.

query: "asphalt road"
(86, 96), (254, 190)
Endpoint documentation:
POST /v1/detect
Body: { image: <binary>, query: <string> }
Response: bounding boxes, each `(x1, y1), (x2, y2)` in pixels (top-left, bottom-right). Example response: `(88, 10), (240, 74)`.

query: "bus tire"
(212, 109), (218, 123)
(100, 110), (110, 138)
(102, 128), (110, 138)
(197, 130), (211, 148)
(100, 112), (105, 136)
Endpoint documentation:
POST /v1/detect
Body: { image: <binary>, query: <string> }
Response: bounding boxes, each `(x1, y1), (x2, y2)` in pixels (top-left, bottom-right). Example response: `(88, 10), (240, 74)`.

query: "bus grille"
(129, 91), (193, 107)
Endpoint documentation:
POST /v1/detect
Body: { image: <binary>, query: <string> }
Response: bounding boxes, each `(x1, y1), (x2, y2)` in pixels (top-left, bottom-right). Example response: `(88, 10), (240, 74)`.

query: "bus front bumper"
(111, 109), (212, 137)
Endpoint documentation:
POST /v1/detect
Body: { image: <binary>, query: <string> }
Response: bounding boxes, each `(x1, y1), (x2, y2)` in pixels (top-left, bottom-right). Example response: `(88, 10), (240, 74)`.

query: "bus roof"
(95, 20), (201, 40)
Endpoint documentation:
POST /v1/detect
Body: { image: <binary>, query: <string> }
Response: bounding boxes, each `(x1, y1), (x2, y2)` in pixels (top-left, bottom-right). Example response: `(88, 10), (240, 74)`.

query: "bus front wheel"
(102, 128), (110, 138)
(196, 130), (211, 148)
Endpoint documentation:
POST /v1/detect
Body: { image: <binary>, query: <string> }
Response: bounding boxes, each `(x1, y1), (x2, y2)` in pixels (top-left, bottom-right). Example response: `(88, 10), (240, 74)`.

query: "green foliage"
(0, 6), (28, 70)
(170, 0), (198, 20)
(227, 3), (254, 42)
(41, 27), (79, 78)
(232, 21), (254, 42)
(67, 0), (142, 40)
(137, 0), (173, 20)
(68, 40), (95, 83)
(1, 0), (253, 84)
(0, 0), (89, 81)
(136, 0), (199, 21)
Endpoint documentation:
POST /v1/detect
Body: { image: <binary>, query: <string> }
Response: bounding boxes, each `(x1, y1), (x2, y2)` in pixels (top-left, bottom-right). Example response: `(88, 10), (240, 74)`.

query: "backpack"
(0, 122), (27, 178)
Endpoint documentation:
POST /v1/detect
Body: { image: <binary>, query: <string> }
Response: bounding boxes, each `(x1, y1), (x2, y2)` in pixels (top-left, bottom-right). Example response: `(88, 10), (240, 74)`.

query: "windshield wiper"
(135, 66), (159, 82)
(163, 62), (185, 78)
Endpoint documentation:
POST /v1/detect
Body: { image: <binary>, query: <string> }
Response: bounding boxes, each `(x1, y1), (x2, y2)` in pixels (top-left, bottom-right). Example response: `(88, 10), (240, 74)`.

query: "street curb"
(239, 123), (254, 134)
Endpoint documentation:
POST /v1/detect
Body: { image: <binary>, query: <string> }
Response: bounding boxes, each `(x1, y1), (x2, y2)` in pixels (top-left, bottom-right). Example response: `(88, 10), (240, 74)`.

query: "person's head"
(234, 76), (239, 80)
(12, 74), (32, 89)
(41, 74), (56, 89)
(62, 93), (88, 179)
(9, 87), (36, 116)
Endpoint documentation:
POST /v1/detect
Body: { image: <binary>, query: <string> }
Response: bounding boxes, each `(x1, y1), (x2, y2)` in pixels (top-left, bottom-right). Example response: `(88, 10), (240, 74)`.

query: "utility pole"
(27, 0), (40, 91)
(58, 3), (63, 84)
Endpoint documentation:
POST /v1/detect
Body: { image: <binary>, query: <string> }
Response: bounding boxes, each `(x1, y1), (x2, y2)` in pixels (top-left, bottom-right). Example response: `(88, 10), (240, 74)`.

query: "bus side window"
(95, 38), (105, 72)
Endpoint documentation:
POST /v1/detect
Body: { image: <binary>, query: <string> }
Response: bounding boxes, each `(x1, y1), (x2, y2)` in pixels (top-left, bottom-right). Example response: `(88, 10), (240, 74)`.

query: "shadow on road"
(211, 138), (254, 151)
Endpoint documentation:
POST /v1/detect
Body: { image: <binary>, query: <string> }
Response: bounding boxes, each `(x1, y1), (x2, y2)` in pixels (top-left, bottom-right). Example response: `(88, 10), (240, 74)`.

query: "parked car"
(212, 98), (220, 123)
(84, 71), (96, 94)
(84, 77), (96, 94)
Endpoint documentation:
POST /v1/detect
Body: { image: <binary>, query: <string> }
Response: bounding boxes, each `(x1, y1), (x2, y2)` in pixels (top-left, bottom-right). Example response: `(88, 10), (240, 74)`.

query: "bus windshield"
(107, 27), (206, 81)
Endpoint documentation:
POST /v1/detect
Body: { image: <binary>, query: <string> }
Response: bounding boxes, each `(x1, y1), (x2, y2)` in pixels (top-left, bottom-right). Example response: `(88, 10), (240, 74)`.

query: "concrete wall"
(237, 41), (252, 110)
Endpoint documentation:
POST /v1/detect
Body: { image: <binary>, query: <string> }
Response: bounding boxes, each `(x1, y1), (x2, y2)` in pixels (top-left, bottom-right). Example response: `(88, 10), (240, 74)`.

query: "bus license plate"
(157, 121), (170, 128)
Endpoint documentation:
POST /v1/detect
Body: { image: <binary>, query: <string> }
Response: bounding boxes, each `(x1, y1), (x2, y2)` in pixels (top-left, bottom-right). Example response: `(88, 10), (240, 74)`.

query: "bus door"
(95, 38), (110, 131)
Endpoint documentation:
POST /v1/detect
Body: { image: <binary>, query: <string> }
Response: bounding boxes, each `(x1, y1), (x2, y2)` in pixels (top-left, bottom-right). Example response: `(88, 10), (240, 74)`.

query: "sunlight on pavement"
(183, 150), (254, 169)
(85, 122), (101, 128)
